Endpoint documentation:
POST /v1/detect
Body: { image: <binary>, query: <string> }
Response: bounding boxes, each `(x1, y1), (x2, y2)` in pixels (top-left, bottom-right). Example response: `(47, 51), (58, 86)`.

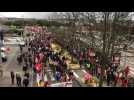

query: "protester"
(10, 71), (15, 85)
(19, 44), (23, 53)
(16, 73), (22, 87)
(17, 54), (22, 64)
(1, 51), (7, 63)
(124, 65), (129, 78)
(106, 67), (112, 86)
(23, 76), (29, 87)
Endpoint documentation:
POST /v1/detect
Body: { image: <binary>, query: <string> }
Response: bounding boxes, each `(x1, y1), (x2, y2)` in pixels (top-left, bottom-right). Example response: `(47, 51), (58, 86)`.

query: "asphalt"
(0, 42), (32, 87)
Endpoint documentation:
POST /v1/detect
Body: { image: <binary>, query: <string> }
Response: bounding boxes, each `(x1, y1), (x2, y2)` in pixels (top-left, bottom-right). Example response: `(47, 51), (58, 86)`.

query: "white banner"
(48, 81), (72, 87)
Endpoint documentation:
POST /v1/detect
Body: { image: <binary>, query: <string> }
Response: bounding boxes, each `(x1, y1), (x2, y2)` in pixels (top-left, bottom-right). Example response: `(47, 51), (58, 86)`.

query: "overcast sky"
(0, 12), (134, 20)
(0, 12), (53, 19)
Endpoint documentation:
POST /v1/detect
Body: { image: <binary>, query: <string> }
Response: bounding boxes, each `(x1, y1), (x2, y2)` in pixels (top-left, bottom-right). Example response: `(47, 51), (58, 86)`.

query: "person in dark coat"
(24, 72), (30, 79)
(10, 71), (15, 85)
(24, 55), (27, 62)
(28, 47), (31, 53)
(16, 73), (22, 87)
(19, 45), (23, 53)
(23, 76), (29, 87)
(29, 57), (33, 68)
(17, 54), (22, 64)
(23, 65), (28, 72)
(107, 68), (112, 86)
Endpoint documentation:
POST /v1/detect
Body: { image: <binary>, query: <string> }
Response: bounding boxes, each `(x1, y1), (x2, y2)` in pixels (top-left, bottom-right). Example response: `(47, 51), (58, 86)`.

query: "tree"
(49, 12), (132, 86)
(98, 12), (131, 86)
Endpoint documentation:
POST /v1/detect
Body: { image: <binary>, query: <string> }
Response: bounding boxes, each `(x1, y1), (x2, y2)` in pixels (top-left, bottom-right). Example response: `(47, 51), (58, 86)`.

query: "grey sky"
(0, 12), (53, 19)
(0, 12), (134, 20)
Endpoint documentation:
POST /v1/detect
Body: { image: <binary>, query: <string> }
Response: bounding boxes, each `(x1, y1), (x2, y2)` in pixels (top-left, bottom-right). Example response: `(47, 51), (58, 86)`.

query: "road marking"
(66, 74), (69, 80)
(50, 73), (55, 81)
(72, 70), (79, 78)
(82, 69), (87, 74)
(130, 70), (134, 75)
(130, 67), (134, 71)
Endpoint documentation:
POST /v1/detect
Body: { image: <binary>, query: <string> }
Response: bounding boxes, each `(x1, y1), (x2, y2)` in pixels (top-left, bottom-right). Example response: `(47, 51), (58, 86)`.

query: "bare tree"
(98, 12), (131, 86)
(49, 12), (132, 87)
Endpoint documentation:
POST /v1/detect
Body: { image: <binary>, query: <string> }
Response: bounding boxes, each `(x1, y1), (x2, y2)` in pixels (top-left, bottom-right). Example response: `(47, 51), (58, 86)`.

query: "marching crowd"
(15, 29), (74, 87)
(63, 43), (130, 87)
(0, 25), (131, 87)
(53, 30), (131, 87)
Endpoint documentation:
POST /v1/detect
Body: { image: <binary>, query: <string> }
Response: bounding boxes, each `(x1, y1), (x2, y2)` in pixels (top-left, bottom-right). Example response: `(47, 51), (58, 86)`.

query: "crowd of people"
(67, 45), (130, 87)
(4, 25), (131, 87)
(15, 28), (74, 87)
(53, 30), (131, 87)
(20, 27), (132, 87)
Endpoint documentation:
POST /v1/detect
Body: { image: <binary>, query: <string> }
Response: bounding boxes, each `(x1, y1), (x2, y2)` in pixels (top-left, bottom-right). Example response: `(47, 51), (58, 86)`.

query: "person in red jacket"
(124, 65), (129, 78)
(122, 77), (128, 87)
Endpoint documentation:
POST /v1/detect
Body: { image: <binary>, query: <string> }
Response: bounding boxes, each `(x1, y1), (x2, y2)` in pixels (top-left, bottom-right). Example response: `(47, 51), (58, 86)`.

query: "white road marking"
(130, 67), (134, 71)
(130, 70), (134, 75)
(82, 69), (87, 74)
(66, 74), (69, 80)
(72, 70), (79, 78)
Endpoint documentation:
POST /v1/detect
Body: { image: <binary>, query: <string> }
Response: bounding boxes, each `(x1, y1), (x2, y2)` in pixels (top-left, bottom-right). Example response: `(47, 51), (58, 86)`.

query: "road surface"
(0, 37), (32, 87)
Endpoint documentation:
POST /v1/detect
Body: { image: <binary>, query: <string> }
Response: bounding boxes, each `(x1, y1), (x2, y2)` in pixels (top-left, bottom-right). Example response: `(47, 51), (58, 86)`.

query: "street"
(0, 37), (32, 87)
(0, 12), (134, 87)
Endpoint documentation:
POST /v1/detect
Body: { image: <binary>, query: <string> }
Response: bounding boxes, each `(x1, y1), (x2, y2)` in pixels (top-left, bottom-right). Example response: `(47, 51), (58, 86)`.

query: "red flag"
(35, 63), (41, 72)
